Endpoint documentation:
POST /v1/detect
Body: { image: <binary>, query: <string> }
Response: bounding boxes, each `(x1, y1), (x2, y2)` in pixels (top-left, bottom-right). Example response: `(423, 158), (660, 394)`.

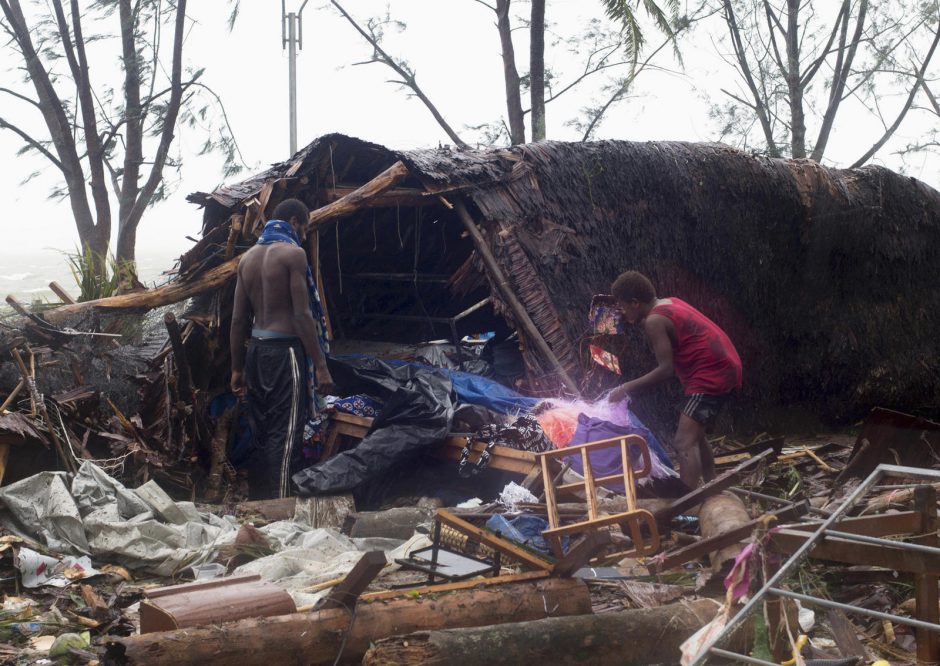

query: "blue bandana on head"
(257, 219), (331, 451)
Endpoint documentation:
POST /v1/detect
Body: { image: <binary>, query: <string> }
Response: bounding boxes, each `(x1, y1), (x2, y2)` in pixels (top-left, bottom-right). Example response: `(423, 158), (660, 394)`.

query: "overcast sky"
(1, 0), (936, 275)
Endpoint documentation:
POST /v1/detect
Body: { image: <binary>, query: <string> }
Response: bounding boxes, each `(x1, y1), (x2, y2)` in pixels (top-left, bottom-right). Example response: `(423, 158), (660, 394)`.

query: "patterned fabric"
(326, 394), (383, 418)
(589, 294), (624, 335)
(256, 219), (331, 452)
(459, 415), (553, 477)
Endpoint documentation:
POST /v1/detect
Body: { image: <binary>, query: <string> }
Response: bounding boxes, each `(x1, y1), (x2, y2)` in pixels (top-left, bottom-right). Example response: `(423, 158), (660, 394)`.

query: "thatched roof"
(187, 133), (940, 425)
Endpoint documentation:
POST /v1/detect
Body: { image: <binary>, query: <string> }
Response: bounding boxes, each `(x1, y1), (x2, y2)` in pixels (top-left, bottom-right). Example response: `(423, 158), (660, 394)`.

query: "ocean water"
(0, 249), (180, 304)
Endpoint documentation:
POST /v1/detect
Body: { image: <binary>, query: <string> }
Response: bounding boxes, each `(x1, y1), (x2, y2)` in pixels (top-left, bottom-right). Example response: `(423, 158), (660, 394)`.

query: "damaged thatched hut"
(42, 133), (940, 472)
(178, 134), (940, 427)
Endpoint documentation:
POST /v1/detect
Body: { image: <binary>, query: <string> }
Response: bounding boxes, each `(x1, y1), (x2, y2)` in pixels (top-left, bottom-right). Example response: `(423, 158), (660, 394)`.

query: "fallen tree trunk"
(361, 598), (751, 666)
(105, 577), (590, 665)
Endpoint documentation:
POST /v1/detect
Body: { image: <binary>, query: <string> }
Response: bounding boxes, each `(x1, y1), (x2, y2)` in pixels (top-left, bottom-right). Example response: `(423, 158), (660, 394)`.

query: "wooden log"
(105, 577), (591, 666)
(46, 255), (242, 322)
(453, 198), (580, 396)
(699, 491), (751, 573)
(314, 550), (386, 611)
(361, 598), (751, 666)
(307, 160), (410, 231)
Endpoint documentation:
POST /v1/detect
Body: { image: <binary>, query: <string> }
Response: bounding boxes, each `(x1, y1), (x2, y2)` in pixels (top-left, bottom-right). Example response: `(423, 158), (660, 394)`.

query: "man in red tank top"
(608, 271), (742, 489)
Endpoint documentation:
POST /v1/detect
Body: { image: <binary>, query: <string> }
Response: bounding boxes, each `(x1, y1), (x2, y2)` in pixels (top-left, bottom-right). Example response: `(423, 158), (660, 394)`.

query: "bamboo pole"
(453, 198), (580, 395)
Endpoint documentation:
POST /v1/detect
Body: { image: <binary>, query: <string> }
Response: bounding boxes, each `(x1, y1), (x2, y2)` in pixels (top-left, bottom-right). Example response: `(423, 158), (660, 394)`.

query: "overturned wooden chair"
(537, 434), (661, 560)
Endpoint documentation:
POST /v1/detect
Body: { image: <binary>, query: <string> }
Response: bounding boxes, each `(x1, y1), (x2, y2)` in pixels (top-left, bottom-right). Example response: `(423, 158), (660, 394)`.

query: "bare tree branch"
(0, 116), (63, 170)
(0, 86), (40, 108)
(331, 0), (469, 149)
(852, 20), (940, 168)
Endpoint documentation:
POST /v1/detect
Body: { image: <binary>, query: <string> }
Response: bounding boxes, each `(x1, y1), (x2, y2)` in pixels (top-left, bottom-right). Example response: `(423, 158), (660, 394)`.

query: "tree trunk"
(495, 0), (525, 144)
(105, 577), (591, 666)
(362, 598), (752, 666)
(530, 0), (546, 141)
(786, 0), (806, 158)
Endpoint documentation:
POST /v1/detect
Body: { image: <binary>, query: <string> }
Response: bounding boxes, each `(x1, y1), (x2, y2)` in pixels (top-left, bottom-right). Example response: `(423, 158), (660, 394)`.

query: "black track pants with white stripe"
(245, 338), (308, 499)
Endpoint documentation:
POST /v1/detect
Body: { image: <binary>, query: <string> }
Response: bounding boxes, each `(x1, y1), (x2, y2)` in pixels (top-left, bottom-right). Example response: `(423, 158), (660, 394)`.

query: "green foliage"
(599, 0), (680, 64)
(64, 246), (136, 302)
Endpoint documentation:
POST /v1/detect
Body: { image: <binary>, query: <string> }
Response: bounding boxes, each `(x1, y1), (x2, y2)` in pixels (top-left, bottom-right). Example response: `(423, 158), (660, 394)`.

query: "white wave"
(0, 273), (32, 281)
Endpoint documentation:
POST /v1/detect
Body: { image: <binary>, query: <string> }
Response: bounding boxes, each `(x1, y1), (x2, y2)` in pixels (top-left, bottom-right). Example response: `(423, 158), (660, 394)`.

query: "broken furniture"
(691, 463), (940, 665)
(396, 508), (553, 583)
(537, 434), (661, 560)
(139, 574), (296, 633)
(321, 411), (373, 460)
(433, 434), (540, 475)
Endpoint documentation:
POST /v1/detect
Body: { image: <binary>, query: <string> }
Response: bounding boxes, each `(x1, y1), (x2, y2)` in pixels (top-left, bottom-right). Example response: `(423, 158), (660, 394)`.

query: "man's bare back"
(230, 216), (334, 397)
(238, 243), (307, 335)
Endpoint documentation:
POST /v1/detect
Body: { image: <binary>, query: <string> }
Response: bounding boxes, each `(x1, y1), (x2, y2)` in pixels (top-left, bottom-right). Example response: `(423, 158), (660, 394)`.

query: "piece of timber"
(362, 571), (550, 601)
(0, 441), (9, 486)
(436, 509), (554, 571)
(361, 598), (751, 666)
(105, 577), (590, 666)
(314, 550), (386, 611)
(307, 161), (409, 230)
(699, 492), (751, 573)
(825, 610), (871, 661)
(648, 501), (808, 574)
(319, 184), (429, 207)
(784, 510), (921, 538)
(770, 528), (940, 574)
(434, 436), (539, 475)
(653, 448), (775, 524)
(47, 282), (76, 304)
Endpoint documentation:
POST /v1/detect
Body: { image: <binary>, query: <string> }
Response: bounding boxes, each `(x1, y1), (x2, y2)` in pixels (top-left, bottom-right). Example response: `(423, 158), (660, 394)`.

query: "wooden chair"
(536, 434), (661, 560)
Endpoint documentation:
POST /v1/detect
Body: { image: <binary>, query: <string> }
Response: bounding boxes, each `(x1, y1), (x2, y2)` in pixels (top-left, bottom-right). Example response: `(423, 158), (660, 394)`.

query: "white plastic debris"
(497, 482), (538, 510)
(15, 546), (99, 588)
(455, 497), (483, 509)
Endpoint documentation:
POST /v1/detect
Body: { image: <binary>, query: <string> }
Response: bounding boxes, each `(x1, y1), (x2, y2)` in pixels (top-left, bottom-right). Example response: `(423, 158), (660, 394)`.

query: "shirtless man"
(607, 271), (742, 489)
(230, 198), (335, 499)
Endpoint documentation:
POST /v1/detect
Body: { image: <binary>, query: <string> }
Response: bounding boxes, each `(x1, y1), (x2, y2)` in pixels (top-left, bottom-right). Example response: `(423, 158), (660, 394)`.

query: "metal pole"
(287, 12), (297, 155)
(281, 1), (308, 156)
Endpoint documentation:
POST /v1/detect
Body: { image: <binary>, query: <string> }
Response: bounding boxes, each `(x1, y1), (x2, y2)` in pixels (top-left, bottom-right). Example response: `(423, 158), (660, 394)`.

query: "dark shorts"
(680, 393), (732, 427)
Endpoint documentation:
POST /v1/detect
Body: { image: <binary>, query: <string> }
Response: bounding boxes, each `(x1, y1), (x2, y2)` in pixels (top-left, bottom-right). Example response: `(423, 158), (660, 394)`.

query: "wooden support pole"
(914, 484), (939, 665)
(453, 198), (580, 396)
(105, 577), (591, 666)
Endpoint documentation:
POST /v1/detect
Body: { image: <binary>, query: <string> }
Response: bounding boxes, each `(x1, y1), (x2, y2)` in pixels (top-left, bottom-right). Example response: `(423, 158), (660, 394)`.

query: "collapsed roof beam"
(317, 185), (429, 208)
(307, 161), (410, 231)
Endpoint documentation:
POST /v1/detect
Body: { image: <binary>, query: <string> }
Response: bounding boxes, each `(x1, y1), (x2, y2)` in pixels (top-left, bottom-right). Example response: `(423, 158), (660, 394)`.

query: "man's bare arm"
(287, 248), (335, 390)
(610, 314), (675, 400)
(230, 266), (252, 396)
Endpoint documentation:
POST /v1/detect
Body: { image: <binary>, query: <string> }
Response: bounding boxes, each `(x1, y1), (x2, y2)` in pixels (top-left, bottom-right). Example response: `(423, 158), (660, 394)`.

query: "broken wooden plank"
(770, 528), (940, 574)
(653, 448), (775, 524)
(314, 550), (386, 611)
(826, 610), (871, 661)
(647, 501), (808, 574)
(47, 282), (76, 304)
(107, 577), (591, 666)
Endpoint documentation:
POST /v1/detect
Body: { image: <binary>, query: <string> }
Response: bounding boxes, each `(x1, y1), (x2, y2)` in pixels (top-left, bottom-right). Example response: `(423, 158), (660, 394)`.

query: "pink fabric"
(536, 407), (580, 447)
